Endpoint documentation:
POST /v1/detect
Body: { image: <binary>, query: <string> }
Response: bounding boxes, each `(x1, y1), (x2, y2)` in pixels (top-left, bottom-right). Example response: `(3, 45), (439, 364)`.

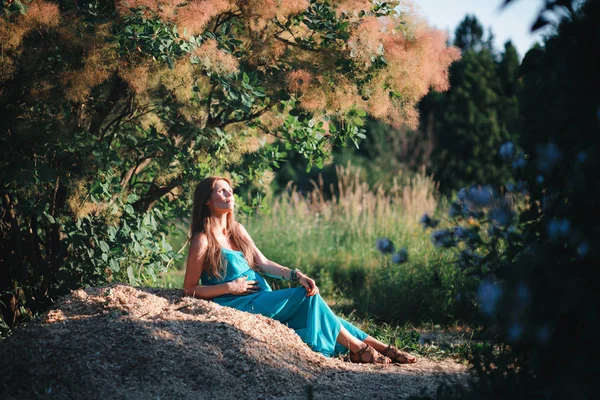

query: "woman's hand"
(297, 273), (319, 297)
(228, 276), (260, 295)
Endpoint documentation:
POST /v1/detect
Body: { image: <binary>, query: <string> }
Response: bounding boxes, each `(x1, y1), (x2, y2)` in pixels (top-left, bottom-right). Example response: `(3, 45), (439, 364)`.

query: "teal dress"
(200, 247), (368, 357)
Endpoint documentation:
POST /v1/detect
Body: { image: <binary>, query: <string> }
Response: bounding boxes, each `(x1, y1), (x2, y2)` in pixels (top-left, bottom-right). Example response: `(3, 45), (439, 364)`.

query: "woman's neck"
(209, 213), (229, 237)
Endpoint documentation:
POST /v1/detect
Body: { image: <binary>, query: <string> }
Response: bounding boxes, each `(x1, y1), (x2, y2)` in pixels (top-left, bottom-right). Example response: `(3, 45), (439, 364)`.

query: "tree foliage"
(422, 1), (600, 397)
(420, 15), (522, 193)
(0, 0), (459, 329)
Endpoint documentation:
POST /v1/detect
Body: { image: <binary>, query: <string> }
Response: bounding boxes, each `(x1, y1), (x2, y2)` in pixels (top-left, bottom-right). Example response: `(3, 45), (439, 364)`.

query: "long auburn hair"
(190, 176), (257, 279)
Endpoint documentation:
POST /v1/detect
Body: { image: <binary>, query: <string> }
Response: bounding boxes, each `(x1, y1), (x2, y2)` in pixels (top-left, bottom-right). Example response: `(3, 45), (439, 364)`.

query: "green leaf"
(108, 226), (118, 240)
(99, 240), (110, 253)
(127, 266), (136, 285)
(109, 259), (120, 272)
(122, 221), (131, 235)
(43, 212), (56, 224)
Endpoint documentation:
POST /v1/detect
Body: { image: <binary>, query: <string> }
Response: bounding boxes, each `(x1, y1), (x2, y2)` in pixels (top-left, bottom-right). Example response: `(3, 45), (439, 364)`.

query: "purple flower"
(536, 142), (561, 173)
(577, 241), (589, 258)
(466, 229), (482, 246)
(547, 218), (571, 241)
(420, 213), (440, 229)
(488, 225), (500, 237)
(376, 237), (395, 254)
(453, 226), (467, 239)
(516, 282), (531, 305)
(477, 279), (502, 316)
(516, 180), (529, 195)
(461, 202), (480, 218)
(466, 185), (494, 206)
(502, 225), (517, 239)
(499, 141), (515, 159)
(541, 194), (555, 212)
(457, 188), (467, 202)
(392, 248), (408, 264)
(507, 323), (524, 343)
(489, 203), (514, 226)
(512, 152), (527, 169)
(448, 202), (462, 218)
(431, 229), (454, 248)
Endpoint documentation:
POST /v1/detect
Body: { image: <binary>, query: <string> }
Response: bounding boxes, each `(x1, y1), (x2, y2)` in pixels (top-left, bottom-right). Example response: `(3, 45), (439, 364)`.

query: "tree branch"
(108, 157), (155, 206)
(99, 96), (135, 140)
(121, 157), (154, 190)
(207, 107), (233, 128)
(253, 121), (293, 142)
(213, 102), (274, 129)
(207, 96), (275, 130)
(273, 35), (322, 52)
(89, 77), (129, 137)
(134, 178), (182, 213)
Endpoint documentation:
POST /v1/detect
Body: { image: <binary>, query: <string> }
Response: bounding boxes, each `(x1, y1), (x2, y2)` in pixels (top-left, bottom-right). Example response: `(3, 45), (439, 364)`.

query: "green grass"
(155, 268), (185, 289)
(154, 165), (479, 359)
(336, 310), (475, 362)
(241, 165), (471, 323)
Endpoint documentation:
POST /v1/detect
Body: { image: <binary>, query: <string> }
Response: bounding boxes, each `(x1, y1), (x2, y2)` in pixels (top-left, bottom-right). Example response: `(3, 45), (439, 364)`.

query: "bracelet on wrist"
(291, 268), (301, 282)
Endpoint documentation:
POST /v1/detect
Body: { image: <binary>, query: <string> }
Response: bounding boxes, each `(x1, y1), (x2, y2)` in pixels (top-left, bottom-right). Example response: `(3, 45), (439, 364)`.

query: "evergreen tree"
(453, 14), (485, 52)
(421, 16), (522, 193)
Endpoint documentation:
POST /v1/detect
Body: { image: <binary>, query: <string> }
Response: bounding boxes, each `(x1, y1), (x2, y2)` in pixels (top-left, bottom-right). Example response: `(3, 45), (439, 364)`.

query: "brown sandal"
(381, 345), (417, 364)
(349, 344), (391, 364)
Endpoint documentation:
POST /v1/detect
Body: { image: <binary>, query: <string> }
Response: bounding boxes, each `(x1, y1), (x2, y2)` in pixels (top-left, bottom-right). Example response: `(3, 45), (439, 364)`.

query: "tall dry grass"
(267, 161), (438, 238)
(244, 162), (466, 324)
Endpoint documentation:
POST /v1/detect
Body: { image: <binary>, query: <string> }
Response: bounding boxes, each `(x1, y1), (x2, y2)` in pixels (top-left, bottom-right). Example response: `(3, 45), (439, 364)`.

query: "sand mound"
(0, 284), (469, 399)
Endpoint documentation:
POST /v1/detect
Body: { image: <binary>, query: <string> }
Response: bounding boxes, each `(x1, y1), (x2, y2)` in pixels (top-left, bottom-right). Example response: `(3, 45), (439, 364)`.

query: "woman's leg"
(337, 326), (391, 364)
(362, 335), (390, 353)
(335, 325), (367, 352)
(362, 335), (417, 363)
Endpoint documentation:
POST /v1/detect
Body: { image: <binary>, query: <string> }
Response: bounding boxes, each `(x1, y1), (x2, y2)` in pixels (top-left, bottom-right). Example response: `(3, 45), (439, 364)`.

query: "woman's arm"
(238, 224), (319, 297)
(183, 234), (259, 299)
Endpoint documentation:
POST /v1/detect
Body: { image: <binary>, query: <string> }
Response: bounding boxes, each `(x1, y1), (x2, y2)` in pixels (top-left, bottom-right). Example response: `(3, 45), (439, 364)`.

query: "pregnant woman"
(183, 176), (416, 365)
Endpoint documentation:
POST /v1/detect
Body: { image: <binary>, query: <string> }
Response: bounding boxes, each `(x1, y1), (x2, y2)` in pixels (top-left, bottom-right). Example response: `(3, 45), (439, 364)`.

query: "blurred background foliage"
(2, 0), (599, 398)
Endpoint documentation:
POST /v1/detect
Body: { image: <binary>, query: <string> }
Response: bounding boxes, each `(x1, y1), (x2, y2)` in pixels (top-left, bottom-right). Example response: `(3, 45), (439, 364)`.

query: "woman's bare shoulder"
(236, 222), (251, 237)
(190, 232), (208, 251)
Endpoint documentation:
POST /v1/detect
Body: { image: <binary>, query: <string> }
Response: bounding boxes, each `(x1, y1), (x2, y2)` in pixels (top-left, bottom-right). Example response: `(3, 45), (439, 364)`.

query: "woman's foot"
(349, 344), (391, 364)
(381, 345), (417, 364)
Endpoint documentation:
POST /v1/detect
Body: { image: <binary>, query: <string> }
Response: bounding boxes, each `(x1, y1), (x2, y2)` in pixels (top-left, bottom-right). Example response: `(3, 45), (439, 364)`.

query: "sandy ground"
(0, 284), (470, 399)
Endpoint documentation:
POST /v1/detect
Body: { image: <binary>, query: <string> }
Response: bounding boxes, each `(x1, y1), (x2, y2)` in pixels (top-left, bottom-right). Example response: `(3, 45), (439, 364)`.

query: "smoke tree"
(0, 0), (459, 328)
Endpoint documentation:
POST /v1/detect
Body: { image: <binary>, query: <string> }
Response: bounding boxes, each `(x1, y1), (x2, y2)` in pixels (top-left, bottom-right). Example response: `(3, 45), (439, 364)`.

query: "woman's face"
(207, 179), (234, 214)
